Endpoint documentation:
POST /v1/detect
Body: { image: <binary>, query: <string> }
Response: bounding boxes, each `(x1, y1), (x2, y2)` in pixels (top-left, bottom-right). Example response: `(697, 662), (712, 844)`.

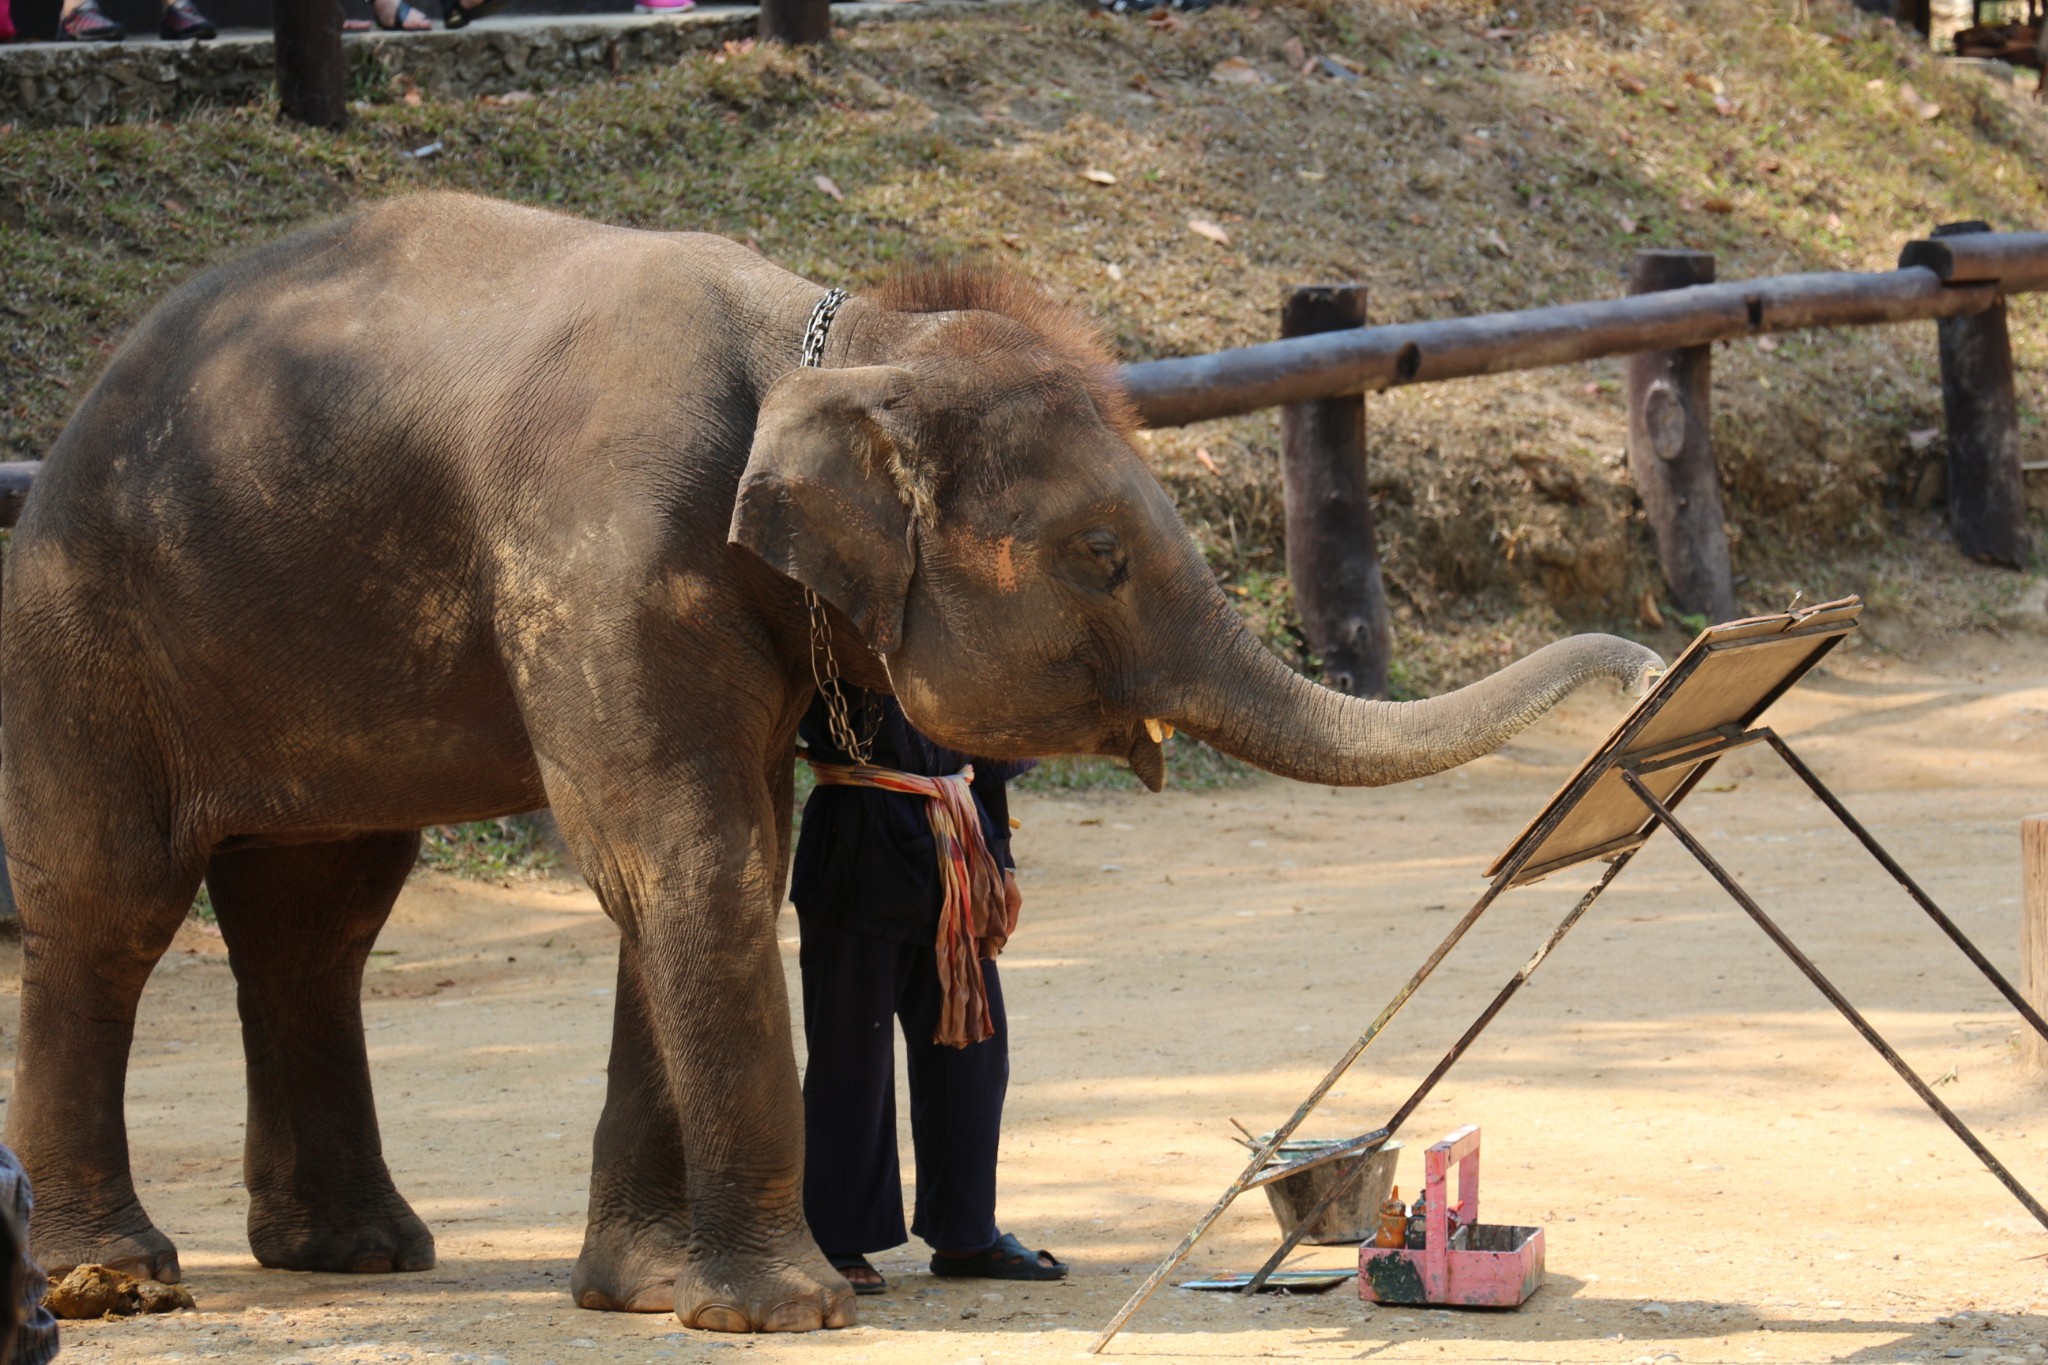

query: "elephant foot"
(571, 1217), (692, 1312)
(673, 1248), (859, 1333)
(35, 1218), (183, 1285)
(249, 1195), (435, 1274)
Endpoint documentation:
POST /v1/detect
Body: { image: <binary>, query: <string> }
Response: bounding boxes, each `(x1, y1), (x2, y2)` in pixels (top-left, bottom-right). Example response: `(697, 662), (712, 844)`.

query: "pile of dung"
(43, 1264), (193, 1319)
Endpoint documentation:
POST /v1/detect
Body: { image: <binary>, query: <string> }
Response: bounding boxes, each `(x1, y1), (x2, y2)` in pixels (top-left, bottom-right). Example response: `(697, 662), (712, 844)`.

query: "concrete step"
(0, 1), (939, 127)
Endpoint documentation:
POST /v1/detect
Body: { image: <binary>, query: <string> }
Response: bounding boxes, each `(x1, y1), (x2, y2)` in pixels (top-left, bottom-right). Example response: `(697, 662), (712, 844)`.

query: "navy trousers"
(797, 911), (1008, 1257)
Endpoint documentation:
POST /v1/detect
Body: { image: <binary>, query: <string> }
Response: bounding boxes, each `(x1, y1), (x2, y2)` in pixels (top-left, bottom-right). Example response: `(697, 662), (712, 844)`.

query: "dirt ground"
(15, 624), (2048, 1365)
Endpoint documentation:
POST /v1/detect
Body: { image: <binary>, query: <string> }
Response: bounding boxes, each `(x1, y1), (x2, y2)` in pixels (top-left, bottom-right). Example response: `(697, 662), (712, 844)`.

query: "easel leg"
(1765, 734), (2048, 1047)
(1621, 770), (2048, 1232)
(1239, 852), (1636, 1292)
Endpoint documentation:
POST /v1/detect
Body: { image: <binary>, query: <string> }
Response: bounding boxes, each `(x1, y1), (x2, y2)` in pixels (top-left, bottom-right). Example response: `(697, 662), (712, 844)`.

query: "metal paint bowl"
(1260, 1138), (1403, 1246)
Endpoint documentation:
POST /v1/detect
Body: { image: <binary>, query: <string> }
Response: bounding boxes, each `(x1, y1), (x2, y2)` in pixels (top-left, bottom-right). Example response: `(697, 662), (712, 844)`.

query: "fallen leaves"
(813, 173), (844, 201)
(1193, 446), (1223, 476)
(1187, 217), (1232, 246)
(1080, 167), (1118, 185)
(1209, 57), (1272, 86)
(1701, 197), (1735, 215)
(1899, 83), (1942, 121)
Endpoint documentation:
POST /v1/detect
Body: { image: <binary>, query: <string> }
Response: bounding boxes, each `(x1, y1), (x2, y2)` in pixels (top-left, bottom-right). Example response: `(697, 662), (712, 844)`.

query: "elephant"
(1, 192), (1659, 1334)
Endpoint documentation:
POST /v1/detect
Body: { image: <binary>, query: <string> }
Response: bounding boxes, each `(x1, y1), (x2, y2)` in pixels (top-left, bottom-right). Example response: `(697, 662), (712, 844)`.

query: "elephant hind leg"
(205, 831), (435, 1274)
(573, 937), (693, 1313)
(7, 818), (202, 1283)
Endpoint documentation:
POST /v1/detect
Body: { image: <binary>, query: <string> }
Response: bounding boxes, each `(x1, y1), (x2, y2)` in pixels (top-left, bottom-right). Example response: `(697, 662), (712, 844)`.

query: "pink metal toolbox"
(1358, 1125), (1544, 1308)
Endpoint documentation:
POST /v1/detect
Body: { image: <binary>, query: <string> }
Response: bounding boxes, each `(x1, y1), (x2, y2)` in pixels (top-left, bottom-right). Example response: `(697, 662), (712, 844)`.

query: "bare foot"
(371, 0), (431, 30)
(828, 1255), (884, 1292)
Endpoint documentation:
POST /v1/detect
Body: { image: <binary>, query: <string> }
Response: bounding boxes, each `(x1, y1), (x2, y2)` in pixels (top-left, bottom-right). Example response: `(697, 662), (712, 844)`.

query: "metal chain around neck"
(798, 287), (875, 764)
(800, 287), (850, 369)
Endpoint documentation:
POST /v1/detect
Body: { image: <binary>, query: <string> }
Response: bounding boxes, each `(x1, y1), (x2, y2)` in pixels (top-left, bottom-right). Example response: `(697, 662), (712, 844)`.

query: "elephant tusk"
(1144, 717), (1169, 744)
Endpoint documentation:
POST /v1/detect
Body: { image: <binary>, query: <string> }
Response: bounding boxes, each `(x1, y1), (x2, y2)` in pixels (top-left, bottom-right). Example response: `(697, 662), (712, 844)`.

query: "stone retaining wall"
(0, 5), (919, 128)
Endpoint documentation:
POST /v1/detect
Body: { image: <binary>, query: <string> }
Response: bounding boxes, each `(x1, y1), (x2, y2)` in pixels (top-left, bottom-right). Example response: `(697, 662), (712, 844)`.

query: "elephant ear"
(729, 365), (923, 656)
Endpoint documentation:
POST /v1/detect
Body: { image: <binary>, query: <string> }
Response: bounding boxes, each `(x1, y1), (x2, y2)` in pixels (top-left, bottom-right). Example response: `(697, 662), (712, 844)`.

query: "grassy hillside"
(4, 0), (2045, 694)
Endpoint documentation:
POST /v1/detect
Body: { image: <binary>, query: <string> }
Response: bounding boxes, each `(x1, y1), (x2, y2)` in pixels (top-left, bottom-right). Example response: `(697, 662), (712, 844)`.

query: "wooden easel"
(1092, 597), (2048, 1353)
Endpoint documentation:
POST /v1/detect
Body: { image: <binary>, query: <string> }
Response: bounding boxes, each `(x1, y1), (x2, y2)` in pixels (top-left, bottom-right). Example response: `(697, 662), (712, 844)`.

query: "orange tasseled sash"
(804, 758), (1016, 1048)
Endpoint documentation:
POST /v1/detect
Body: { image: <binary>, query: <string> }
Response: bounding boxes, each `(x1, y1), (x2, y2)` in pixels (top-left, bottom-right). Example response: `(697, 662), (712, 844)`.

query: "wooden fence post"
(276, 0), (348, 131)
(759, 0), (831, 44)
(1279, 285), (1392, 698)
(1932, 222), (2031, 568)
(2025, 815), (2048, 1071)
(1626, 249), (1736, 624)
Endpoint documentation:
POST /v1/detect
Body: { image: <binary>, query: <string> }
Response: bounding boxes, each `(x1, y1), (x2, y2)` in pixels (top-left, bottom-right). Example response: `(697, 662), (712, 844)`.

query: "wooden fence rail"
(1122, 225), (2047, 694)
(4, 230), (2038, 700)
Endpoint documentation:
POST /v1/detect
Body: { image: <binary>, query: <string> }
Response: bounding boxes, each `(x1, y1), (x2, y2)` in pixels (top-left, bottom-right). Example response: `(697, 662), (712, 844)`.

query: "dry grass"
(3, 0), (2045, 694)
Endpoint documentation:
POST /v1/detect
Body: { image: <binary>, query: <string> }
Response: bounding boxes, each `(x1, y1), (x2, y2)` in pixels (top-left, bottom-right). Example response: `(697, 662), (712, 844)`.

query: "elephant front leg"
(564, 800), (854, 1334)
(572, 939), (694, 1312)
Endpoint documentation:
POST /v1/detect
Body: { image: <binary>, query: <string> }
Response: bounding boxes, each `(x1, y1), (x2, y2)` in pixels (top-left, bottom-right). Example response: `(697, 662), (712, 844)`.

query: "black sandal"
(827, 1252), (887, 1296)
(930, 1232), (1068, 1281)
(442, 0), (510, 29)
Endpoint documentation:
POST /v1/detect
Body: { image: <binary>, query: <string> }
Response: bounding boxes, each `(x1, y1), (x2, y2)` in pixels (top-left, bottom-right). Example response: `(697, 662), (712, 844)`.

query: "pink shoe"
(0, 0), (15, 43)
(634, 0), (695, 11)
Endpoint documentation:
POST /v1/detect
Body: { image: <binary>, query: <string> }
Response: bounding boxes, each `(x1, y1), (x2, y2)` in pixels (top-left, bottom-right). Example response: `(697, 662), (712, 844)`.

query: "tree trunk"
(276, 0), (348, 131)
(1626, 249), (1735, 623)
(1932, 222), (2030, 568)
(759, 0), (830, 44)
(1279, 286), (1392, 699)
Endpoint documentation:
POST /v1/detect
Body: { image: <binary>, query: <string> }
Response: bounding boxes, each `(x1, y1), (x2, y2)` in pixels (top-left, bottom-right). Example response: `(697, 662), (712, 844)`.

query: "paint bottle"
(1374, 1187), (1408, 1249)
(1405, 1190), (1429, 1249)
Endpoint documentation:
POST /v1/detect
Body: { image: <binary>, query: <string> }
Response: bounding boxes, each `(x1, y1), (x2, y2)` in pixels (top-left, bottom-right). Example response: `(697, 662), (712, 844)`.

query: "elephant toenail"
(824, 1295), (859, 1330)
(690, 1303), (750, 1333)
(761, 1299), (818, 1333)
(349, 1254), (395, 1274)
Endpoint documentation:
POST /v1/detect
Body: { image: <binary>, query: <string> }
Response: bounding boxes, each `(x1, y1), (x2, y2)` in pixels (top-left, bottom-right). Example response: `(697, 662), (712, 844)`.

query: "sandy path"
(18, 630), (2048, 1365)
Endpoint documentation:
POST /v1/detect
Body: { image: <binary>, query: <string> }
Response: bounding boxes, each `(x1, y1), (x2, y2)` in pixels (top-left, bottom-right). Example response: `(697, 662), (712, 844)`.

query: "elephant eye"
(1079, 528), (1121, 562)
(1072, 528), (1129, 592)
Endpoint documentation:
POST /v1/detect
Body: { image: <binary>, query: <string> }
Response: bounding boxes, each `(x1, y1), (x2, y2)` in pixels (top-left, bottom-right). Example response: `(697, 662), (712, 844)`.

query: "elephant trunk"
(1166, 607), (1660, 788)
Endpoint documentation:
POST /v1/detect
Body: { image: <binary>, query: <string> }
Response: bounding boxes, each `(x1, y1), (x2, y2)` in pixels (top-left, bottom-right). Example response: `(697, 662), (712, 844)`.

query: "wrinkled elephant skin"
(1, 194), (1658, 1332)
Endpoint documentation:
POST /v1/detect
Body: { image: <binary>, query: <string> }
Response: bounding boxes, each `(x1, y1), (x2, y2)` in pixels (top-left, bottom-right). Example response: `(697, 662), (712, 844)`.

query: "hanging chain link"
(797, 287), (875, 764)
(800, 287), (849, 369)
(805, 587), (874, 764)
